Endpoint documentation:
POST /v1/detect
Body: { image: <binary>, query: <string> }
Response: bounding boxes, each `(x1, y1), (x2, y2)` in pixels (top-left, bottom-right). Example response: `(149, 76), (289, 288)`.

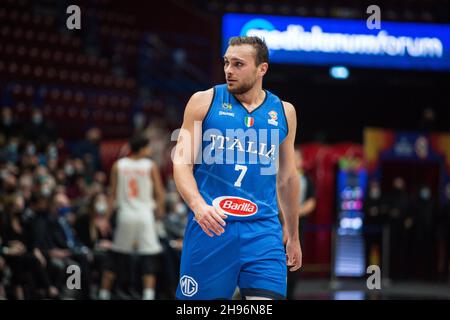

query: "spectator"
(0, 254), (6, 299)
(1, 193), (59, 299)
(157, 191), (188, 298)
(24, 108), (56, 147)
(412, 185), (436, 280)
(32, 192), (92, 299)
(3, 136), (20, 165)
(74, 127), (102, 172)
(419, 107), (438, 132)
(0, 107), (21, 141)
(18, 172), (34, 206)
(1, 171), (18, 197)
(75, 192), (113, 287)
(364, 180), (389, 268)
(386, 177), (413, 280)
(438, 183), (450, 282)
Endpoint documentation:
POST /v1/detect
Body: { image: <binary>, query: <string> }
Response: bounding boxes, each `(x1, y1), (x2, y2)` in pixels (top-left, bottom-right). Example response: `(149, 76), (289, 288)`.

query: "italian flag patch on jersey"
(244, 116), (254, 127)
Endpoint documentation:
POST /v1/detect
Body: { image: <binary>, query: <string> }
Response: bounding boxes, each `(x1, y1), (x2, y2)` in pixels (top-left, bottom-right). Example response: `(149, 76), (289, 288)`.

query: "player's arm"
(277, 203), (288, 244)
(173, 89), (227, 237)
(107, 161), (118, 219)
(151, 163), (166, 220)
(277, 101), (302, 271)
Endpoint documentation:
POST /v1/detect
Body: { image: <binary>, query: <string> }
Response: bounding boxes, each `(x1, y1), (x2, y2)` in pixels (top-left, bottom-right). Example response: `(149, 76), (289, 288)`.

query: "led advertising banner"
(334, 158), (367, 277)
(222, 13), (450, 71)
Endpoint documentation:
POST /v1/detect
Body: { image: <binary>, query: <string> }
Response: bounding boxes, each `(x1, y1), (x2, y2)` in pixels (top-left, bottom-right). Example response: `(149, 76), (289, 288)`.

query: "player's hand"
(193, 202), (227, 237)
(286, 237), (302, 272)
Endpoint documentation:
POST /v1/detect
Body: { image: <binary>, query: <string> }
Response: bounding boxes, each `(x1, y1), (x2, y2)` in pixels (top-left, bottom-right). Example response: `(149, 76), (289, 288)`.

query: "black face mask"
(35, 208), (49, 216)
(26, 164), (37, 171)
(4, 185), (16, 194)
(393, 187), (405, 193)
(13, 208), (23, 216)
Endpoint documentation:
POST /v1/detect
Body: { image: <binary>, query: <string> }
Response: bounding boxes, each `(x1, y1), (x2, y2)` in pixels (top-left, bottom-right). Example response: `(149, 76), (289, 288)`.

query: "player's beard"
(227, 77), (256, 95)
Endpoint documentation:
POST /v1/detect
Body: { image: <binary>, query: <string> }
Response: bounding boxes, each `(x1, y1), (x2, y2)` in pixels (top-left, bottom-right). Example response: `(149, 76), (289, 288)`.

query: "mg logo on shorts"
(180, 275), (198, 297)
(213, 196), (258, 217)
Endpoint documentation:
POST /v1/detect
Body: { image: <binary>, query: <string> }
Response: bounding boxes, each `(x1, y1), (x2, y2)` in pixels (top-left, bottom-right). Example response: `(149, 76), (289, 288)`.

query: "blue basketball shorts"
(176, 214), (287, 300)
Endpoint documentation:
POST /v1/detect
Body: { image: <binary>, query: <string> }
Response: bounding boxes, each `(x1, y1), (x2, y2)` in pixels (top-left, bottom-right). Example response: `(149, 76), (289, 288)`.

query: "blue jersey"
(194, 84), (288, 221)
(177, 84), (289, 300)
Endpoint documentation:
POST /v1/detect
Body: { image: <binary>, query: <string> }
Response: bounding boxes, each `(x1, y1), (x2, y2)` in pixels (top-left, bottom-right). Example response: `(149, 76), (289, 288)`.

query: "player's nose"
(225, 64), (233, 74)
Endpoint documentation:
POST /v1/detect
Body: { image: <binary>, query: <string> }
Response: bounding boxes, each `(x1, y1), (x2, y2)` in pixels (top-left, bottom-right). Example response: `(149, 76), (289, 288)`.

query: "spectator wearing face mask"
(2, 137), (20, 165)
(33, 192), (92, 299)
(1, 193), (59, 299)
(24, 108), (56, 147)
(156, 194), (188, 299)
(0, 107), (21, 141)
(75, 192), (114, 287)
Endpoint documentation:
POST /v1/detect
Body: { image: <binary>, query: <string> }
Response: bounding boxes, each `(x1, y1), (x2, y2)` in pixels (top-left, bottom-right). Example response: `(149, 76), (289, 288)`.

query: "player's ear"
(259, 62), (268, 77)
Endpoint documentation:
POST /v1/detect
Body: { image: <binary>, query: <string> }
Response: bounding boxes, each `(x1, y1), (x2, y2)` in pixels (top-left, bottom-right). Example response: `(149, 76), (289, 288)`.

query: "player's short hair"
(228, 36), (269, 66)
(129, 134), (150, 153)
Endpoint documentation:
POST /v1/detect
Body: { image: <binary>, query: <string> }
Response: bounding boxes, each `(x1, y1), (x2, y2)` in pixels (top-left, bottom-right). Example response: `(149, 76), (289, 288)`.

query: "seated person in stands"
(75, 191), (113, 286)
(32, 192), (92, 299)
(1, 193), (58, 299)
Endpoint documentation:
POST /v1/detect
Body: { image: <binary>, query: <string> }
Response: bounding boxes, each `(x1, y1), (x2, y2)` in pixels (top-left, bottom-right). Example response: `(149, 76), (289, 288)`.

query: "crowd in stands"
(0, 106), (187, 299)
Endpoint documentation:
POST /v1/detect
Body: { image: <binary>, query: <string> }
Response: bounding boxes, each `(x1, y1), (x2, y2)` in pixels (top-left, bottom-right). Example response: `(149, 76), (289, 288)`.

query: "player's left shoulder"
(281, 100), (297, 119)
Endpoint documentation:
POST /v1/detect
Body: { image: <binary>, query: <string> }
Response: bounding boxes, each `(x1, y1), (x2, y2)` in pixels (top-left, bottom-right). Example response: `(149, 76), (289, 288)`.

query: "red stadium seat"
(21, 12), (30, 23)
(13, 27), (22, 39)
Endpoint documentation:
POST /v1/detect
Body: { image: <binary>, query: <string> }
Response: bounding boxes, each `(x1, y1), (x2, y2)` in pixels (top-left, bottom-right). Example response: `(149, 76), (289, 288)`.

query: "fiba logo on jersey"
(180, 275), (198, 297)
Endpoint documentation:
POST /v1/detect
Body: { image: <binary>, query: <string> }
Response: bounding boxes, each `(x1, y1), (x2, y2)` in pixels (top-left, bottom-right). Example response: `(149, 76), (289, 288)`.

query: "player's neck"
(234, 86), (265, 111)
(129, 154), (142, 160)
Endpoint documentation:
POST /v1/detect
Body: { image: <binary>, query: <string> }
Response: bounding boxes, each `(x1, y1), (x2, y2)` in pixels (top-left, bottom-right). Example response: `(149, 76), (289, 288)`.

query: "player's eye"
(235, 62), (243, 67)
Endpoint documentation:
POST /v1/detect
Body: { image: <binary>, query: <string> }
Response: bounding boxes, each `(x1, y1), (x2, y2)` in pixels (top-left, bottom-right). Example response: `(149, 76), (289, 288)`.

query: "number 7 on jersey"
(234, 164), (247, 187)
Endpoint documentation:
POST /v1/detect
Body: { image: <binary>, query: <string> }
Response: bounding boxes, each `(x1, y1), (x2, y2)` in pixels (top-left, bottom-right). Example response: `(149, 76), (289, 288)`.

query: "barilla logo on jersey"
(213, 196), (258, 217)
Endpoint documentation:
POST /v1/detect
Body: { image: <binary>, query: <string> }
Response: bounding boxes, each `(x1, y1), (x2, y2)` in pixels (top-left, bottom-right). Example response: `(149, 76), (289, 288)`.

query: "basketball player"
(173, 36), (302, 300)
(99, 135), (166, 300)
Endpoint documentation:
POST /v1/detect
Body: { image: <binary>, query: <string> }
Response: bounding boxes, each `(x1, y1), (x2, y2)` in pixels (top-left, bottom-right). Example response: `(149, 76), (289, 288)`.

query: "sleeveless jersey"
(194, 84), (289, 221)
(116, 157), (155, 213)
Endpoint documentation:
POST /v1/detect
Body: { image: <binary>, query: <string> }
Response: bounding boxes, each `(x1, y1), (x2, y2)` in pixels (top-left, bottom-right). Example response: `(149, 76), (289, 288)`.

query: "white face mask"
(64, 164), (75, 176)
(33, 113), (43, 125)
(420, 188), (431, 200)
(41, 185), (52, 197)
(95, 201), (108, 214)
(26, 144), (36, 155)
